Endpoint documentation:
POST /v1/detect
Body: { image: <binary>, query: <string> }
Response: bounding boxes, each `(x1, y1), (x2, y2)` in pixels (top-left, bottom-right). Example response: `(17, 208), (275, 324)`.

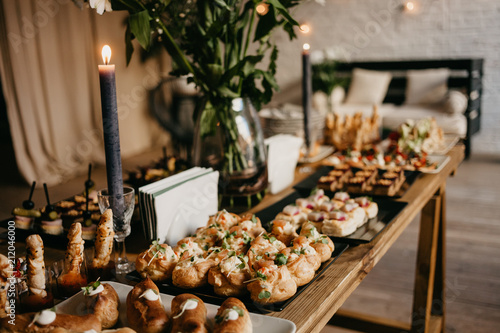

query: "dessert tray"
(256, 191), (408, 245)
(127, 242), (348, 313)
(57, 281), (297, 333)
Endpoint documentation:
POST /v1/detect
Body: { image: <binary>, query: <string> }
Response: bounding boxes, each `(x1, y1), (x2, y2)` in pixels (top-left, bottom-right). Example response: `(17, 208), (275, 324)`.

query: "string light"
(299, 23), (311, 34)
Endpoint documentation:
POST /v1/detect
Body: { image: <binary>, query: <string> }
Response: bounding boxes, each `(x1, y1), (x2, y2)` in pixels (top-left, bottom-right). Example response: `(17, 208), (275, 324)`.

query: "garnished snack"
(172, 254), (217, 289)
(40, 183), (63, 235)
(170, 293), (208, 333)
(322, 210), (356, 237)
(12, 181), (40, 230)
(341, 199), (366, 228)
(136, 240), (179, 282)
(213, 297), (252, 333)
(89, 209), (115, 281)
(354, 197), (379, 219)
(82, 280), (120, 329)
(22, 234), (53, 312)
(57, 222), (87, 297)
(0, 310), (101, 332)
(237, 214), (265, 238)
(299, 222), (335, 262)
(246, 258), (297, 305)
(280, 236), (321, 286)
(126, 278), (169, 333)
(270, 220), (299, 246)
(275, 205), (308, 230)
(208, 252), (251, 296)
(0, 254), (11, 318)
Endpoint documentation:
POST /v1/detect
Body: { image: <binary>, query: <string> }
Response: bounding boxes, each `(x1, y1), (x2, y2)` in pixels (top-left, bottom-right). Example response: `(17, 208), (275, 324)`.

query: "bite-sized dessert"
(322, 210), (357, 237)
(88, 210), (115, 281)
(126, 278), (169, 333)
(82, 280), (120, 329)
(172, 254), (217, 289)
(300, 222), (335, 262)
(354, 170), (377, 185)
(354, 196), (379, 219)
(208, 252), (251, 297)
(0, 254), (11, 319)
(0, 310), (101, 332)
(213, 297), (252, 333)
(270, 220), (299, 246)
(22, 235), (54, 313)
(171, 294), (208, 333)
(12, 181), (40, 230)
(341, 199), (367, 228)
(246, 259), (297, 304)
(136, 240), (179, 282)
(57, 222), (87, 297)
(275, 204), (308, 230)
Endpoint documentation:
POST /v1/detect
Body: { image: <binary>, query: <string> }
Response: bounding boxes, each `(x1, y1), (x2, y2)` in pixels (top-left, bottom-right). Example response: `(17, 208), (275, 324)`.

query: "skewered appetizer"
(170, 293), (208, 333)
(57, 222), (87, 297)
(40, 184), (63, 235)
(126, 278), (169, 333)
(136, 240), (179, 282)
(88, 209), (115, 281)
(213, 297), (252, 333)
(12, 181), (40, 230)
(82, 280), (120, 329)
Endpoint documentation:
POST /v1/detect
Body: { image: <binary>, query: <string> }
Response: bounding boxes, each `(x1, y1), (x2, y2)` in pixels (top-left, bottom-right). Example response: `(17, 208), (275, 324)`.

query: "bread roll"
(83, 282), (120, 329)
(170, 293), (208, 333)
(213, 298), (252, 333)
(126, 278), (169, 333)
(0, 312), (101, 332)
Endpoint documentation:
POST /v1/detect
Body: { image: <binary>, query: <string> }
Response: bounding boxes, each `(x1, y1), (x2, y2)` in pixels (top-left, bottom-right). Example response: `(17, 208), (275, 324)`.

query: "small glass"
(17, 268), (54, 313)
(97, 186), (135, 274)
(53, 257), (88, 299)
(85, 247), (115, 282)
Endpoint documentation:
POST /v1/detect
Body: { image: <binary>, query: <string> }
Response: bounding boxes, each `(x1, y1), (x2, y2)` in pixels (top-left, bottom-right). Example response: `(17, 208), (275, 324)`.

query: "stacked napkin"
(139, 167), (219, 245)
(265, 134), (303, 194)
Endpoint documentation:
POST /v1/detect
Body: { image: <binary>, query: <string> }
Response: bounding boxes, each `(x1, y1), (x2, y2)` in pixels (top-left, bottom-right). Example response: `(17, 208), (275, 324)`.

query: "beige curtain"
(0, 0), (169, 186)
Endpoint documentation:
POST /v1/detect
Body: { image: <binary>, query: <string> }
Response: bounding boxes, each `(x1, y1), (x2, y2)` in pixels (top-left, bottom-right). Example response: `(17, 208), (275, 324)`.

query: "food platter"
(126, 242), (348, 313)
(57, 281), (297, 333)
(255, 191), (408, 245)
(293, 166), (420, 198)
(417, 155), (450, 174)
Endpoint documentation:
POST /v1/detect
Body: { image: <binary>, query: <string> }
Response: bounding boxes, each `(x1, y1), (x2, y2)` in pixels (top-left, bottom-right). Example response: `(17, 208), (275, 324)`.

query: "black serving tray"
(126, 242), (348, 313)
(293, 166), (420, 198)
(255, 191), (408, 245)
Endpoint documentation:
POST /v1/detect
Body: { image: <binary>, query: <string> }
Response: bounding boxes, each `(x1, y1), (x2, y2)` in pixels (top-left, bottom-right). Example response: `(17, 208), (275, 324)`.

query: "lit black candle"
(98, 45), (124, 223)
(302, 43), (312, 150)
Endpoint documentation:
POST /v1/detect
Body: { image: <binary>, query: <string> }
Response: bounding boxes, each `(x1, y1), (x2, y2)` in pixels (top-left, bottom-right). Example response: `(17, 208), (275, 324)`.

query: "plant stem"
(156, 20), (194, 75)
(238, 6), (256, 95)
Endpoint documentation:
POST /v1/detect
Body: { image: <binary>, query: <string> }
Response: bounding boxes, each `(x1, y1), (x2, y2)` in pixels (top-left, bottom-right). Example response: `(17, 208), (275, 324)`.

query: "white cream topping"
(220, 256), (242, 275)
(184, 299), (198, 310)
(227, 309), (240, 321)
(329, 211), (348, 220)
(140, 289), (159, 301)
(343, 202), (359, 212)
(283, 205), (300, 216)
(84, 330), (98, 333)
(36, 310), (56, 326)
(87, 284), (104, 296)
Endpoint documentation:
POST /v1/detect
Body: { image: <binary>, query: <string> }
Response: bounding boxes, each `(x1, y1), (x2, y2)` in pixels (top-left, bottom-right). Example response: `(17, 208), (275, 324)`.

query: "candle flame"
(299, 24), (311, 34)
(102, 45), (112, 65)
(303, 43), (310, 51)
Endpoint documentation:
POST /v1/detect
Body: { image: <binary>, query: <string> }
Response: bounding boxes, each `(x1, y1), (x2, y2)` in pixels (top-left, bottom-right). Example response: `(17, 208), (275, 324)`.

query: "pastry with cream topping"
(170, 293), (208, 333)
(213, 297), (252, 333)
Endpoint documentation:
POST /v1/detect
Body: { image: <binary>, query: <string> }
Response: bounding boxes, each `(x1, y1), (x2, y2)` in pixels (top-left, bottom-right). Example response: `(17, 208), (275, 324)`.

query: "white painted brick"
(274, 0), (500, 155)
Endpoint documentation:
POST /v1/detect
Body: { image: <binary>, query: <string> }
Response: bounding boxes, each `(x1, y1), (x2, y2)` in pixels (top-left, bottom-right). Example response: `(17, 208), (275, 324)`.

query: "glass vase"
(193, 97), (268, 210)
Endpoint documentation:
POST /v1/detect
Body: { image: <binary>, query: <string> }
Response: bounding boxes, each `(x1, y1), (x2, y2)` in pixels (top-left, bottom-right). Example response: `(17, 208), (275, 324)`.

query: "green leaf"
(129, 10), (151, 51)
(258, 290), (271, 299)
(251, 215), (258, 224)
(254, 5), (277, 41)
(274, 253), (288, 266)
(216, 86), (239, 99)
(125, 24), (134, 66)
(256, 270), (267, 281)
(267, 0), (299, 26)
(200, 104), (218, 138)
(213, 0), (230, 10)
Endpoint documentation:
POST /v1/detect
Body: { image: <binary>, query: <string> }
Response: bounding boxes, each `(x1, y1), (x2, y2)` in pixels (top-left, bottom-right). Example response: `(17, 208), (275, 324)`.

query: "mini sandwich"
(322, 210), (357, 237)
(354, 197), (379, 219)
(341, 199), (367, 228)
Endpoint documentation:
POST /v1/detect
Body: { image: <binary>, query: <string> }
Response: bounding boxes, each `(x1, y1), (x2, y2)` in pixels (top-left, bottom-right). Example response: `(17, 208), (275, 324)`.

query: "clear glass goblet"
(97, 186), (135, 274)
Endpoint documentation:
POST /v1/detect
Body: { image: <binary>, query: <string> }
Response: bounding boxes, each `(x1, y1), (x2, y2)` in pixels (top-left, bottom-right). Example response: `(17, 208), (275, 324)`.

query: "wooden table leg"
(411, 185), (446, 333)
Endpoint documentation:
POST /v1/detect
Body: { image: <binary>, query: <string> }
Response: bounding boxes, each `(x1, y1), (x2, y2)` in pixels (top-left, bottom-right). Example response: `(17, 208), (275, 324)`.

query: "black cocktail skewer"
(22, 181), (36, 210)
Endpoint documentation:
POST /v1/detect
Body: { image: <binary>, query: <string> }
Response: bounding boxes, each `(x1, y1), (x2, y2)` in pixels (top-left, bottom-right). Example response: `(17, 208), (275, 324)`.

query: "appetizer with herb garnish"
(170, 293), (208, 333)
(280, 236), (321, 286)
(208, 252), (251, 296)
(82, 279), (120, 329)
(300, 222), (335, 262)
(213, 297), (252, 333)
(136, 240), (179, 282)
(126, 278), (169, 333)
(270, 219), (299, 246)
(172, 253), (217, 289)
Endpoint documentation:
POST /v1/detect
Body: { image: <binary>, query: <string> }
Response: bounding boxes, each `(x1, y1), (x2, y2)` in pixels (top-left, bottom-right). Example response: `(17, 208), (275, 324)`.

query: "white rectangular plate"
(431, 134), (460, 155)
(419, 155), (451, 174)
(56, 281), (296, 333)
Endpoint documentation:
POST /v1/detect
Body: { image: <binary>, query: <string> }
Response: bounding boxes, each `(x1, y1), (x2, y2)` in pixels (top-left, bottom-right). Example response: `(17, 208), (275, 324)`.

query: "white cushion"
(344, 68), (392, 105)
(382, 105), (467, 137)
(405, 68), (450, 105)
(443, 90), (468, 114)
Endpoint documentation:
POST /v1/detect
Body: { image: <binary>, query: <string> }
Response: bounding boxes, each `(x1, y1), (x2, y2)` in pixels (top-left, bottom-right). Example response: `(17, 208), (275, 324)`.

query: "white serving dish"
(56, 281), (296, 333)
(419, 155), (451, 174)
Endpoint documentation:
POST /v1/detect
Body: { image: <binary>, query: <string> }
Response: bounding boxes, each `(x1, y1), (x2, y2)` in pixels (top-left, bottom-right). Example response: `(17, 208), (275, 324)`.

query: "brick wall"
(273, 0), (500, 155)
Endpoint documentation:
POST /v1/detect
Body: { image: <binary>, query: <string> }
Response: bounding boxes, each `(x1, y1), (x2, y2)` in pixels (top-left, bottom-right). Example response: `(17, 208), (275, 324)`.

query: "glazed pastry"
(91, 209), (114, 269)
(126, 278), (169, 333)
(208, 253), (251, 296)
(170, 293), (208, 333)
(82, 281), (120, 329)
(0, 254), (11, 318)
(300, 222), (335, 262)
(0, 310), (101, 332)
(246, 259), (297, 305)
(26, 235), (47, 298)
(213, 297), (252, 333)
(136, 240), (178, 282)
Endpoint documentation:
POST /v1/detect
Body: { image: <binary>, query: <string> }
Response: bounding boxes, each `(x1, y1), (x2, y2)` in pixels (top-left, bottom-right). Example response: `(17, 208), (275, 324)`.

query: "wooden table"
(1, 145), (464, 333)
(248, 145), (464, 333)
